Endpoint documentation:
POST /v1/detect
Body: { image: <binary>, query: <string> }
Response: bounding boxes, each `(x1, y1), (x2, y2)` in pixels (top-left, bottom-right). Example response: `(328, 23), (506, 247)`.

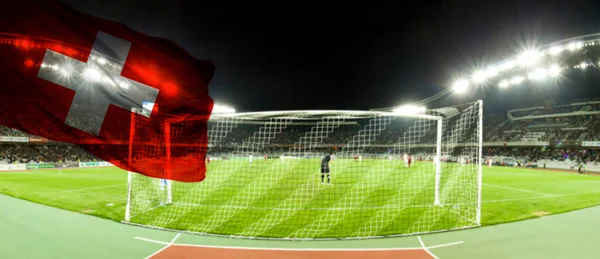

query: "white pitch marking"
(417, 236), (439, 259)
(57, 183), (126, 193)
(483, 183), (555, 197)
(143, 233), (182, 259)
(134, 235), (463, 252)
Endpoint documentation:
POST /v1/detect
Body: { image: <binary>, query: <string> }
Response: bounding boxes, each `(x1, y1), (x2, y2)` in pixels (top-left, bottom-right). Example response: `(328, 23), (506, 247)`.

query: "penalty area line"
(143, 233), (181, 259)
(417, 236), (439, 259)
(483, 183), (555, 197)
(134, 235), (463, 253)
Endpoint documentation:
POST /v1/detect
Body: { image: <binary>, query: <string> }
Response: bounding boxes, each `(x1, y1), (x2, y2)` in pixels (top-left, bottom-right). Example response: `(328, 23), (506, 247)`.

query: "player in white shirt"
(359, 155), (362, 162)
(403, 154), (408, 167)
(249, 155), (253, 167)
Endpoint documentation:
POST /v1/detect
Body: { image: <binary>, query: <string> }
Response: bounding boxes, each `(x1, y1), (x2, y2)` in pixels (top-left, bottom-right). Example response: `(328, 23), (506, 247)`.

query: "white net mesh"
(125, 101), (482, 239)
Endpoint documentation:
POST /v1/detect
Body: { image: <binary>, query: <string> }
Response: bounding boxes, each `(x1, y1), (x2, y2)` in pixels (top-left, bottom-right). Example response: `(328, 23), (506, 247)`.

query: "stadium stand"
(1, 100), (600, 170)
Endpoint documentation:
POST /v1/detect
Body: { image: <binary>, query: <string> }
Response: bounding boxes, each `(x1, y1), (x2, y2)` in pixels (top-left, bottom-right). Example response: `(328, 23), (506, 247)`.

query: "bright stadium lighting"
(82, 67), (102, 81)
(499, 60), (516, 71)
(472, 71), (487, 83)
(529, 68), (547, 80)
(452, 79), (469, 93)
(96, 56), (107, 65)
(119, 81), (130, 89)
(393, 104), (427, 115)
(518, 50), (540, 66)
(499, 80), (509, 88)
(548, 64), (561, 77)
(485, 66), (499, 77)
(549, 46), (563, 55)
(580, 61), (588, 69)
(510, 76), (525, 85)
(60, 63), (74, 76)
(567, 42), (583, 51)
(212, 104), (236, 114)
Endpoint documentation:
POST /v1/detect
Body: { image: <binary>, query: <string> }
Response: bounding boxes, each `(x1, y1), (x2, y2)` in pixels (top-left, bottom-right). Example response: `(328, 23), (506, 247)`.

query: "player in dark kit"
(321, 152), (332, 185)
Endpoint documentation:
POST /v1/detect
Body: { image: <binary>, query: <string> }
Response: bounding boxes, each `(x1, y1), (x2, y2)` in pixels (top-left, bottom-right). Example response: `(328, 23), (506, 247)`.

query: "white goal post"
(123, 101), (483, 239)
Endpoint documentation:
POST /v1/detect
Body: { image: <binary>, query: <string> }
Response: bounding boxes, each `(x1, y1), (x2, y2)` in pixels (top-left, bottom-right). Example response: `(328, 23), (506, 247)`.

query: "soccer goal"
(123, 100), (483, 239)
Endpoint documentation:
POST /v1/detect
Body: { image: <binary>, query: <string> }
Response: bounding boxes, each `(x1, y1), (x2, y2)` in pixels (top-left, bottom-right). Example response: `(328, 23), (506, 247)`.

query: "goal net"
(124, 101), (483, 239)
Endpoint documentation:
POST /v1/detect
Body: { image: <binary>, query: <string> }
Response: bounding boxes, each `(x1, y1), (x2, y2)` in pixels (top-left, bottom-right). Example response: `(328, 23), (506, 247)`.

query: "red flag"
(0, 1), (214, 182)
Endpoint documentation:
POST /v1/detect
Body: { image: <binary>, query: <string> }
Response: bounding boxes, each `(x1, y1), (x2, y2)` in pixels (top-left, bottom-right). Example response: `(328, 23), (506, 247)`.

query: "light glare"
(393, 104), (427, 115)
(82, 68), (102, 81)
(452, 80), (469, 93)
(499, 80), (509, 88)
(529, 68), (547, 80)
(518, 50), (540, 66)
(472, 71), (487, 83)
(549, 46), (563, 55)
(548, 64), (560, 76)
(510, 76), (524, 85)
(213, 104), (236, 114)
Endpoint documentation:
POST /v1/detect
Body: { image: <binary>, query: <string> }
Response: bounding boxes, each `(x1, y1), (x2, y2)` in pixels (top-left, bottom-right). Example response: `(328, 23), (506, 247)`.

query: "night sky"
(61, 0), (600, 113)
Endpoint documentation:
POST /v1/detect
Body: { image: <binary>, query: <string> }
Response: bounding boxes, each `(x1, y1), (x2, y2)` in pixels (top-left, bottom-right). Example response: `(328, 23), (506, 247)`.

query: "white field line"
(482, 190), (600, 203)
(134, 235), (463, 252)
(427, 241), (464, 249)
(143, 233), (181, 259)
(418, 236), (439, 259)
(483, 183), (555, 197)
(57, 183), (126, 193)
(168, 189), (600, 210)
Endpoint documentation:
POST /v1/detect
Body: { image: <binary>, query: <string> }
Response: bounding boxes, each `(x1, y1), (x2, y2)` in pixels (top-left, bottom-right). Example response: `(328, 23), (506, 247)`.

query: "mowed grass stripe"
(239, 159), (390, 237)
(146, 159), (244, 227)
(350, 164), (437, 237)
(289, 159), (408, 238)
(209, 159), (353, 236)
(320, 160), (421, 238)
(188, 159), (301, 233)
(3, 164), (600, 238)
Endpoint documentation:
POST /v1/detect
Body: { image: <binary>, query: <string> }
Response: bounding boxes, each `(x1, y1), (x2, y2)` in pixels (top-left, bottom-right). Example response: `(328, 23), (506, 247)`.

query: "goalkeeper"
(321, 152), (333, 185)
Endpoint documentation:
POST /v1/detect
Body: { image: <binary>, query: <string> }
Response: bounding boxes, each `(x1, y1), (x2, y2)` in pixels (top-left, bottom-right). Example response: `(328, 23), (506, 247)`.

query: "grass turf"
(1, 161), (600, 239)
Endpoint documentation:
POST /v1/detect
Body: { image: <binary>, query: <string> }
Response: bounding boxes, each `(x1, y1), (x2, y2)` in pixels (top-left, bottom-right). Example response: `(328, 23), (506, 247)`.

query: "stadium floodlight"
(548, 64), (561, 77)
(498, 80), (510, 88)
(82, 67), (102, 82)
(549, 46), (563, 55)
(528, 68), (547, 80)
(452, 79), (469, 93)
(499, 60), (516, 71)
(510, 76), (524, 85)
(580, 61), (588, 69)
(119, 81), (130, 89)
(567, 42), (583, 51)
(96, 56), (107, 65)
(517, 50), (540, 66)
(392, 104), (426, 115)
(212, 103), (236, 114)
(472, 71), (487, 83)
(60, 63), (74, 77)
(485, 66), (499, 77)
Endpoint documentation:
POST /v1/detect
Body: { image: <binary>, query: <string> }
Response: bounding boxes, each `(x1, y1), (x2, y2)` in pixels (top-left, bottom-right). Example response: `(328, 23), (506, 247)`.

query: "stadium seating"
(1, 100), (600, 164)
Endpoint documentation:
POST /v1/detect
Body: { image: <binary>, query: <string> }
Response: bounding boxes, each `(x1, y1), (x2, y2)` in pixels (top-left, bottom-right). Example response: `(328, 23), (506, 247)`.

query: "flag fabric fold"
(0, 0), (214, 182)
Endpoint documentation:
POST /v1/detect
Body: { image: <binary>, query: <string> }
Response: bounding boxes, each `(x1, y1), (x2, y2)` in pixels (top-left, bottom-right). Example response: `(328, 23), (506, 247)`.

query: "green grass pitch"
(1, 160), (600, 239)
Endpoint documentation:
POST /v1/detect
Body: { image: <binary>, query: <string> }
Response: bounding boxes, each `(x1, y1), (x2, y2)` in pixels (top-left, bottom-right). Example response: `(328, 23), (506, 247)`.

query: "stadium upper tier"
(0, 101), (600, 154)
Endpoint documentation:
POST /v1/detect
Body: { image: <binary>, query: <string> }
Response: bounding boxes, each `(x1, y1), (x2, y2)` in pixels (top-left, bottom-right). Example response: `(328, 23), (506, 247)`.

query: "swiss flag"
(0, 0), (214, 182)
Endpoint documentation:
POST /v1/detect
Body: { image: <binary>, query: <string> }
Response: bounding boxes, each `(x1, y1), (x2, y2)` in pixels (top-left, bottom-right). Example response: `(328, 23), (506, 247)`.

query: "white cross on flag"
(0, 0), (215, 182)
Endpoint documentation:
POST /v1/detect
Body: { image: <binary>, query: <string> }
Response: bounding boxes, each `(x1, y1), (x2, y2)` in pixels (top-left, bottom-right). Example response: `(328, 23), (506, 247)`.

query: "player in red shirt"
(264, 154), (268, 160)
(354, 154), (358, 161)
(408, 155), (412, 168)
(206, 156), (210, 165)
